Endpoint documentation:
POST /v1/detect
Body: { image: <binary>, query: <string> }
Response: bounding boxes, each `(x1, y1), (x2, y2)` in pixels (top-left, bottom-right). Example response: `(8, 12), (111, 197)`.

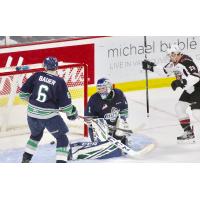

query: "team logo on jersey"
(104, 107), (120, 122)
(102, 104), (108, 110)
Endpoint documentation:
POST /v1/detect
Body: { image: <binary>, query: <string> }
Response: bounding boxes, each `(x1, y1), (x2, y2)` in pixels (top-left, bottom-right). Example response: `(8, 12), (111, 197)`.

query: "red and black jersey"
(178, 54), (199, 76)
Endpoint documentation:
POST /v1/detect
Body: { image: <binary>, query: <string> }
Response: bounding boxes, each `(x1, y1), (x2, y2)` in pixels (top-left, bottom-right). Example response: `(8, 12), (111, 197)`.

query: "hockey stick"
(50, 140), (98, 148)
(70, 141), (98, 148)
(79, 115), (133, 134)
(144, 36), (150, 118)
(79, 116), (155, 158)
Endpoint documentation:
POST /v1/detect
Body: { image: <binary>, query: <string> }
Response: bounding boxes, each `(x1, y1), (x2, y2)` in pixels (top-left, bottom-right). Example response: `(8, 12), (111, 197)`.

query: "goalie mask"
(97, 78), (113, 100)
(167, 44), (182, 63)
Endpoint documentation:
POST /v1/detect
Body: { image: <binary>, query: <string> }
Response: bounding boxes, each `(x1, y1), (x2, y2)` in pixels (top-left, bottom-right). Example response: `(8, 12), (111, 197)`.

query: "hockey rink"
(0, 86), (200, 163)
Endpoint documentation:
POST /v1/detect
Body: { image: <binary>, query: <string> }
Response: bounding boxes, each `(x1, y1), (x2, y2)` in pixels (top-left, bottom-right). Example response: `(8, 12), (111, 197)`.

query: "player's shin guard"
(22, 139), (39, 163)
(54, 133), (70, 163)
(56, 145), (71, 163)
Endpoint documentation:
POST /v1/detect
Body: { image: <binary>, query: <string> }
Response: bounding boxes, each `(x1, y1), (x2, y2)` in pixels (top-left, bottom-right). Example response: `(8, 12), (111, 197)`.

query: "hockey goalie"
(70, 78), (155, 160)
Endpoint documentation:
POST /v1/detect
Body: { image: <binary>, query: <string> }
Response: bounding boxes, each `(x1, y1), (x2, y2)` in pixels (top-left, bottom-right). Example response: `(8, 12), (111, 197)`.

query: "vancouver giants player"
(143, 44), (200, 143)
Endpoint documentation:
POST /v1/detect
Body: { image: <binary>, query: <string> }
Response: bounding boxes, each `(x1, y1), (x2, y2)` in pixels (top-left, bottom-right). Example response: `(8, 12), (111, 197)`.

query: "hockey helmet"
(167, 44), (181, 55)
(167, 44), (182, 63)
(96, 78), (113, 99)
(43, 57), (58, 70)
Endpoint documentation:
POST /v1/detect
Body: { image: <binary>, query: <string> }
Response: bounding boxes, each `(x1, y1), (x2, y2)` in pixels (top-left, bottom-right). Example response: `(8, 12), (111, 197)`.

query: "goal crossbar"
(0, 62), (88, 137)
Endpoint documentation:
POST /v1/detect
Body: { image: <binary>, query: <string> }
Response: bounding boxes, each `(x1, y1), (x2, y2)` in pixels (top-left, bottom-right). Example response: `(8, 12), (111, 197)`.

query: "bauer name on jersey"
(85, 88), (128, 126)
(19, 71), (73, 119)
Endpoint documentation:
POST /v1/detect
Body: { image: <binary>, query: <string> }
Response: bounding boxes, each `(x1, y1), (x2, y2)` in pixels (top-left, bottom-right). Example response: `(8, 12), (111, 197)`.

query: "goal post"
(0, 62), (88, 138)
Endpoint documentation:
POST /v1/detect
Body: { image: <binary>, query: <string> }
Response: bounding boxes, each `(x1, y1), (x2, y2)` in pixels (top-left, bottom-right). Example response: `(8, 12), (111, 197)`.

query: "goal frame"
(0, 62), (88, 137)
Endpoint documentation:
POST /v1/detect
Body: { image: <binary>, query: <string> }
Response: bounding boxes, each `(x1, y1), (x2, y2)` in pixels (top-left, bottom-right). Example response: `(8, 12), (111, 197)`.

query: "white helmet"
(167, 44), (181, 55)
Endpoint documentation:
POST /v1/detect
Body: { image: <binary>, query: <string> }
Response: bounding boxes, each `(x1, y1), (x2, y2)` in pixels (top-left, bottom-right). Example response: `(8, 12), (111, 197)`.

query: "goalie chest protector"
(85, 89), (128, 126)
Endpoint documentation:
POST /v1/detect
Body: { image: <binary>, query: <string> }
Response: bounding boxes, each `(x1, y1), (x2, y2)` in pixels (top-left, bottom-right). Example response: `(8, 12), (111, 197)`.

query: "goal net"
(0, 62), (88, 138)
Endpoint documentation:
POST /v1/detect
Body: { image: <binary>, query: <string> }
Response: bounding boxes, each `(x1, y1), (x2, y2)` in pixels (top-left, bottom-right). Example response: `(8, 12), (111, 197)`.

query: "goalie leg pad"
(72, 141), (122, 160)
(91, 119), (109, 142)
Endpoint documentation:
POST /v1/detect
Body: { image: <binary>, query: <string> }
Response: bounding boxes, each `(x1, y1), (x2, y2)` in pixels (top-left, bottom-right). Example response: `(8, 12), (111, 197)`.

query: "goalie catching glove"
(67, 105), (78, 120)
(115, 117), (131, 137)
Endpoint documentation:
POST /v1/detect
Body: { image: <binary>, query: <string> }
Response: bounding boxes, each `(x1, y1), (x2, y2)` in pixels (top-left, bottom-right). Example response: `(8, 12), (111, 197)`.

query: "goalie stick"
(70, 141), (98, 148)
(79, 116), (155, 158)
(50, 116), (145, 145)
(50, 140), (98, 148)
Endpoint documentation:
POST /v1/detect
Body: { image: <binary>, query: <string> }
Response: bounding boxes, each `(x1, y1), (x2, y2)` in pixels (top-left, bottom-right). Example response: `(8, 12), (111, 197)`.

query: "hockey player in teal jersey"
(19, 57), (78, 163)
(70, 78), (155, 160)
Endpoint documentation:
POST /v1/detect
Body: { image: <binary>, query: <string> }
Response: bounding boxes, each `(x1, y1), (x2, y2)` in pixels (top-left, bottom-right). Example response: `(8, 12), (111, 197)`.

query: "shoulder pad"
(179, 54), (193, 63)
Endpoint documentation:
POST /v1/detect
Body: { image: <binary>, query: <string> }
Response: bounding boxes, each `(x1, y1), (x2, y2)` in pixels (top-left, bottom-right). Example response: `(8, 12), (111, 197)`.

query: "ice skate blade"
(177, 139), (196, 144)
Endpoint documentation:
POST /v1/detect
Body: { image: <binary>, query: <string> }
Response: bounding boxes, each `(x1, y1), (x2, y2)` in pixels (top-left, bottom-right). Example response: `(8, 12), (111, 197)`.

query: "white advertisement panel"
(1, 36), (200, 84)
(95, 36), (200, 83)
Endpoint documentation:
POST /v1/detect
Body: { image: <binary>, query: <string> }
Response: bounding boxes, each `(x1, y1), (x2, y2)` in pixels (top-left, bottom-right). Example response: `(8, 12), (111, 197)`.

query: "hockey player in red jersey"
(142, 44), (200, 143)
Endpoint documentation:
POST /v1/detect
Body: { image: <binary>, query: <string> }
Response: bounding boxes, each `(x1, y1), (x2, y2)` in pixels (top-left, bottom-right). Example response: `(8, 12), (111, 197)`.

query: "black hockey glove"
(171, 79), (187, 91)
(142, 60), (156, 72)
(67, 105), (78, 120)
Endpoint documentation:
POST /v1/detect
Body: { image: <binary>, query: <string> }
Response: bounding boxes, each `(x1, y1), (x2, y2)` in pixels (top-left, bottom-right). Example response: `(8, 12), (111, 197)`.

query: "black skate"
(67, 148), (73, 161)
(21, 152), (33, 163)
(177, 131), (195, 144)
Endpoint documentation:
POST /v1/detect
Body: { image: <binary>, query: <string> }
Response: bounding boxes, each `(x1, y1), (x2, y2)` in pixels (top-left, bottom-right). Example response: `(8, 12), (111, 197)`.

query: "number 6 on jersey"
(36, 85), (49, 102)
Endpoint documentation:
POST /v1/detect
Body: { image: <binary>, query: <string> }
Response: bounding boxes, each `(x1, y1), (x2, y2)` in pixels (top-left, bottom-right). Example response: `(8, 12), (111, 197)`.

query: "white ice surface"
(1, 87), (200, 163)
